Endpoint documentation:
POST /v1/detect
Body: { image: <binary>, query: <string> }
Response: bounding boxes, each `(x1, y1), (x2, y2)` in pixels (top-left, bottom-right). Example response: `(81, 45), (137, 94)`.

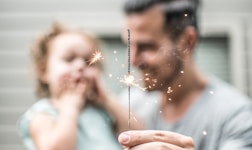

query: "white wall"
(200, 0), (252, 94)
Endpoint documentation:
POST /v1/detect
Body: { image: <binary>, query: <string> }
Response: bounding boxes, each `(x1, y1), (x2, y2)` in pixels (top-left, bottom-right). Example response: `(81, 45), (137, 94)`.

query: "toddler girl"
(18, 22), (142, 150)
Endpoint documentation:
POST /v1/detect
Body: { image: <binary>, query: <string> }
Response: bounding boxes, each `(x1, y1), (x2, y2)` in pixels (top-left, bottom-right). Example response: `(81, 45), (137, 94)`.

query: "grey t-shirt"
(120, 77), (252, 150)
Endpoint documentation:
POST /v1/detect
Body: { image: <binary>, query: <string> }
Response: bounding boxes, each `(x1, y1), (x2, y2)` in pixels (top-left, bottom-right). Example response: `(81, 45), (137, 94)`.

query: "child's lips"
(75, 77), (83, 84)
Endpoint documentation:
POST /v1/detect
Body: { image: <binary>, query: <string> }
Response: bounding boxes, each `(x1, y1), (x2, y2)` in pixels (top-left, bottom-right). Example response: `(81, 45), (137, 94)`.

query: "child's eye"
(64, 56), (75, 62)
(83, 58), (88, 64)
(84, 57), (91, 65)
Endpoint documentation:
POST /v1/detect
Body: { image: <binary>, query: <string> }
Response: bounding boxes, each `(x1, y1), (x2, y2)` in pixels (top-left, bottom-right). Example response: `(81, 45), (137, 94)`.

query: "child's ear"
(38, 66), (48, 84)
(176, 26), (197, 58)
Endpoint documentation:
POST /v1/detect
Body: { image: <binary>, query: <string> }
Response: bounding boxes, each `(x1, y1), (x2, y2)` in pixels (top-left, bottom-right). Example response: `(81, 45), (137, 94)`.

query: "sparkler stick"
(127, 29), (131, 129)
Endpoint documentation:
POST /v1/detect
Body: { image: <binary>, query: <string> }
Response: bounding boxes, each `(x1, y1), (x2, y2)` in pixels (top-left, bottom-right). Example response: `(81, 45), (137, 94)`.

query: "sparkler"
(127, 29), (131, 129)
(89, 50), (103, 65)
(119, 29), (148, 128)
(120, 75), (146, 91)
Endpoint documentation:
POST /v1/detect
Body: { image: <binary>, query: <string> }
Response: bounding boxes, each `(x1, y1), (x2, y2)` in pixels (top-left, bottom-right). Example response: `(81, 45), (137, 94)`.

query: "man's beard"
(143, 58), (183, 92)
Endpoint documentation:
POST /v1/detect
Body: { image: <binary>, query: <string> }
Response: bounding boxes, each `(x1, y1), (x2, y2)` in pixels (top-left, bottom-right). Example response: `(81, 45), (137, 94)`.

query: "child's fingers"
(76, 78), (87, 94)
(58, 74), (69, 96)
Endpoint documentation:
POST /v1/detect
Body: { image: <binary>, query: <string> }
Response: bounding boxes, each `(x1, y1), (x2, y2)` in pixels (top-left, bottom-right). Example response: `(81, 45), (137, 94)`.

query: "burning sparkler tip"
(88, 50), (103, 65)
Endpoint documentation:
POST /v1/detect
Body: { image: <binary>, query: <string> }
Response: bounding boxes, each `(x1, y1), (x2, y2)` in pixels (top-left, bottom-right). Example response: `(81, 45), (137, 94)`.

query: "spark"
(209, 91), (214, 94)
(152, 79), (157, 83)
(89, 51), (103, 65)
(122, 74), (134, 86)
(203, 131), (207, 135)
(180, 70), (184, 74)
(167, 86), (173, 93)
(120, 74), (146, 91)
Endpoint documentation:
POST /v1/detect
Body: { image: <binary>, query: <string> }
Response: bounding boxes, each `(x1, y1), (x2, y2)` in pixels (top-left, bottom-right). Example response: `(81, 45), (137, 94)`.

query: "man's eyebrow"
(137, 41), (158, 49)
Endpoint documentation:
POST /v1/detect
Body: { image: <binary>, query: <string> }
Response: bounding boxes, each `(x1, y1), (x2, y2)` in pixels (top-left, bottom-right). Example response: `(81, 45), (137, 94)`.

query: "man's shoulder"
(205, 76), (252, 115)
(209, 77), (250, 102)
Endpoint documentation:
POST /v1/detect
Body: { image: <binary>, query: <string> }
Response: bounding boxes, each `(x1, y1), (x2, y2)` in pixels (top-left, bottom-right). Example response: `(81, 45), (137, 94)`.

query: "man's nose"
(130, 46), (138, 66)
(130, 47), (141, 66)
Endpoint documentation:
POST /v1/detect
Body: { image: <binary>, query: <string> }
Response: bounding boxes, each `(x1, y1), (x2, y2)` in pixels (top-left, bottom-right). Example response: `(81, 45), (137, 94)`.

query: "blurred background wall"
(0, 0), (252, 149)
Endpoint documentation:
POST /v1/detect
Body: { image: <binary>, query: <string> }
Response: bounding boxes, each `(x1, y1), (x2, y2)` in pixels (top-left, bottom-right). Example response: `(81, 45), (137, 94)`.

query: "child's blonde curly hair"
(30, 22), (102, 98)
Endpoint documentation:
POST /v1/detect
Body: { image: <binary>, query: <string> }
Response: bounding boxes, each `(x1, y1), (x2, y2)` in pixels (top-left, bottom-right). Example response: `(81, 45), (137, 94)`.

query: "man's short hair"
(124, 0), (200, 40)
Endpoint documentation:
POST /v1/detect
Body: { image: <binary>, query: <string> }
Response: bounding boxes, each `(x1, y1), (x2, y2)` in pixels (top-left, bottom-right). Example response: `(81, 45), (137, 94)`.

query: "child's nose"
(74, 58), (86, 72)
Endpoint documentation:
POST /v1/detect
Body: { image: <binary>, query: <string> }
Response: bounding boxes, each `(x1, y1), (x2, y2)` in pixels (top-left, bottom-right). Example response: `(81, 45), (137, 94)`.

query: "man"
(118, 0), (252, 149)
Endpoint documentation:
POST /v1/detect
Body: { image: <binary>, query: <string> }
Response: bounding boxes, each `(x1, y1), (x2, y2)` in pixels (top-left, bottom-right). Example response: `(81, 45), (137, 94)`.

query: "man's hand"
(118, 130), (194, 150)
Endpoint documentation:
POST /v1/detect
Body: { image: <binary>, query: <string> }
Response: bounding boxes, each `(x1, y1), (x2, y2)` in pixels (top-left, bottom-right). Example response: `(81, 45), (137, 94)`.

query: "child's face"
(43, 32), (95, 97)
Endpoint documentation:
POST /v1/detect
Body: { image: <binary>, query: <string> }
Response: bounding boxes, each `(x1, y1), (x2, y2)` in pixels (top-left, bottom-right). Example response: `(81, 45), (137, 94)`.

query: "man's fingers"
(128, 141), (183, 150)
(118, 130), (194, 148)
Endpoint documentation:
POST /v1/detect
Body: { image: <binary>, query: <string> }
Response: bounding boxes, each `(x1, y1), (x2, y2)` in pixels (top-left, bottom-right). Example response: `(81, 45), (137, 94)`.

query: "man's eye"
(138, 43), (157, 51)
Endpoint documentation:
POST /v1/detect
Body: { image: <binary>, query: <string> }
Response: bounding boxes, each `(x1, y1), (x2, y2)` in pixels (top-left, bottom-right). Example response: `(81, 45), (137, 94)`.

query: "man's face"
(123, 8), (183, 91)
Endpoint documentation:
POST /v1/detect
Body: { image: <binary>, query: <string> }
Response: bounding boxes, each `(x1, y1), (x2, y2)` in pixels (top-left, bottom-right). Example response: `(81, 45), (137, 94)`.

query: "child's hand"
(56, 74), (87, 113)
(84, 67), (109, 106)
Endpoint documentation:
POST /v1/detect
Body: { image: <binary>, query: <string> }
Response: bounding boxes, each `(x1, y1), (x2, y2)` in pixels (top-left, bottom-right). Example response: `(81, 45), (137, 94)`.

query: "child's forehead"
(49, 32), (95, 55)
(52, 32), (91, 45)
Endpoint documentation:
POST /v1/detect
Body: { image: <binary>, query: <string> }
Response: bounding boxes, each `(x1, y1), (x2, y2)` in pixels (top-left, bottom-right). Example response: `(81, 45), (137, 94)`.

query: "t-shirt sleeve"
(17, 100), (56, 150)
(219, 103), (252, 150)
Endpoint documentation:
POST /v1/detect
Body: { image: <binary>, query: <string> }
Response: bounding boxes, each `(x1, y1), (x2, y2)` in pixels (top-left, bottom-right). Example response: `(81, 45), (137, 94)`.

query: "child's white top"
(18, 99), (122, 150)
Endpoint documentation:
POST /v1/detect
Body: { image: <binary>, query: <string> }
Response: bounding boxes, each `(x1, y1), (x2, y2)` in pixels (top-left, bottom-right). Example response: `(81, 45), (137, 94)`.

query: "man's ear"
(176, 26), (197, 58)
